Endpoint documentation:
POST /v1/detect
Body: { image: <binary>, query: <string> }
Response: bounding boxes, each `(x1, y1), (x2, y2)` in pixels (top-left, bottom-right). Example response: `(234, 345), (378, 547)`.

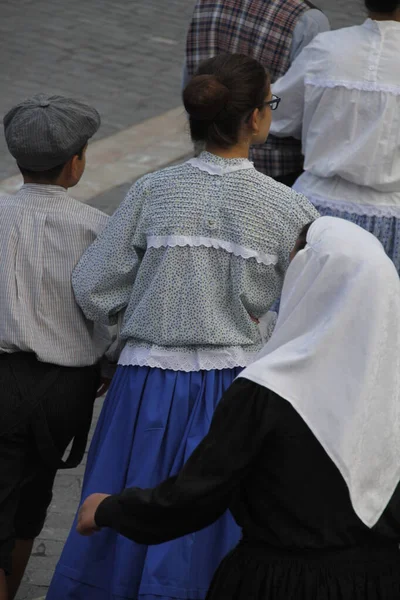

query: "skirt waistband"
(237, 538), (400, 570)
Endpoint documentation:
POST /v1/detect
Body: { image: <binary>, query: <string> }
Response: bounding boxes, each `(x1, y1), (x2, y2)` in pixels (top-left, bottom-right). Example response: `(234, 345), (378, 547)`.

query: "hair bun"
(365, 0), (399, 11)
(183, 74), (230, 121)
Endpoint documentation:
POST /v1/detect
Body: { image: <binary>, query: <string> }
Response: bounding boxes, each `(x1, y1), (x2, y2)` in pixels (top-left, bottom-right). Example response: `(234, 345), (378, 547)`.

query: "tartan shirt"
(186, 0), (319, 178)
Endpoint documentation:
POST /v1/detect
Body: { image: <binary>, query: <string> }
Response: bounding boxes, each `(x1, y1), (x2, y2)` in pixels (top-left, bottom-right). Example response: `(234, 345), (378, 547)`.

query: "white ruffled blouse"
(271, 19), (400, 217)
(72, 152), (318, 371)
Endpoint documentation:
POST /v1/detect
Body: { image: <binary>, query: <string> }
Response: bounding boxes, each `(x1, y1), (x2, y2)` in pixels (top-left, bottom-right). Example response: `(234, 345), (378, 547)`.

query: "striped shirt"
(0, 184), (110, 367)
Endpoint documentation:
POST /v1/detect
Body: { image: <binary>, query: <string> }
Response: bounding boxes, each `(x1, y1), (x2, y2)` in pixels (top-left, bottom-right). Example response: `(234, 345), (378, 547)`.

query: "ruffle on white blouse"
(147, 235), (279, 266)
(187, 156), (254, 176)
(305, 77), (400, 95)
(304, 192), (400, 218)
(118, 343), (261, 372)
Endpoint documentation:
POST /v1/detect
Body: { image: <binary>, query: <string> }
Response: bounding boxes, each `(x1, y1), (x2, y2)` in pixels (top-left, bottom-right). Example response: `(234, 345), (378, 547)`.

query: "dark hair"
(18, 144), (86, 183)
(365, 0), (400, 12)
(183, 54), (270, 148)
(296, 221), (315, 251)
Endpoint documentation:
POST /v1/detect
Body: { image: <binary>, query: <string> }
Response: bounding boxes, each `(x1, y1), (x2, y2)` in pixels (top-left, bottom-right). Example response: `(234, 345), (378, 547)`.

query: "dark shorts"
(0, 354), (100, 575)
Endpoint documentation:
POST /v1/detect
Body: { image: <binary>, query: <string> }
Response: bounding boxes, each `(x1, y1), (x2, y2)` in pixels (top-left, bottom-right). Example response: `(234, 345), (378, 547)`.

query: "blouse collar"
(364, 18), (400, 32)
(187, 151), (254, 176)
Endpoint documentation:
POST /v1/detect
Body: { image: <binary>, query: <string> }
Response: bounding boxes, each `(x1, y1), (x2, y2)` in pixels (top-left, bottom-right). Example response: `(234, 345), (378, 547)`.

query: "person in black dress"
(76, 216), (400, 599)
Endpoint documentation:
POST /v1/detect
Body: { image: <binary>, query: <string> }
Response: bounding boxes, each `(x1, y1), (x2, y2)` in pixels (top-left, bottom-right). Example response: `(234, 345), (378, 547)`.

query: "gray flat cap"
(3, 94), (101, 171)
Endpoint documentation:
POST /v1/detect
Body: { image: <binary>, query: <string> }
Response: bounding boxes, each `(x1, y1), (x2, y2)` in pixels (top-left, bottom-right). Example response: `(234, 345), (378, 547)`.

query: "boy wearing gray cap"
(0, 94), (110, 599)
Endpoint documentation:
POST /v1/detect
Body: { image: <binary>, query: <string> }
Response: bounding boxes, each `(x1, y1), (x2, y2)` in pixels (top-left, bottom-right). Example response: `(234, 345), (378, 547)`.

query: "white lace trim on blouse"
(147, 235), (279, 266)
(118, 343), (260, 372)
(305, 77), (400, 95)
(187, 156), (255, 176)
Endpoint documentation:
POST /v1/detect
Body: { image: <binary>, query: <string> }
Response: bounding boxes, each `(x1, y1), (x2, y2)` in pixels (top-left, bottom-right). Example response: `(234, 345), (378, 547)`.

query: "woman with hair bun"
(48, 53), (318, 600)
(271, 0), (400, 272)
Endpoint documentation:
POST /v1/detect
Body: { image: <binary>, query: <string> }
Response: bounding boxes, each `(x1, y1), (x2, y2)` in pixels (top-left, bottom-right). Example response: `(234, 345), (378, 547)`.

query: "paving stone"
(317, 0), (365, 28)
(86, 182), (132, 216)
(16, 585), (47, 600)
(0, 0), (195, 181)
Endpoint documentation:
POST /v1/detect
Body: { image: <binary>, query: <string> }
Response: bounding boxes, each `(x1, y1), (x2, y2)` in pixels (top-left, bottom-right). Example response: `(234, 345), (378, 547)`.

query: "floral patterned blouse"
(72, 152), (318, 371)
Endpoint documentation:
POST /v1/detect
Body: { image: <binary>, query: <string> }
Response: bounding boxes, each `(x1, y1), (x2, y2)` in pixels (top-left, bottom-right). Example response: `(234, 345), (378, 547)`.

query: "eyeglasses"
(263, 95), (281, 111)
(245, 94), (282, 123)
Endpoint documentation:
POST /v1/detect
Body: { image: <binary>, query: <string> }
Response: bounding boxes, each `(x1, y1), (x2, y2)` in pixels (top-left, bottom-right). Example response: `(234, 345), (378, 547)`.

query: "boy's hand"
(96, 377), (112, 398)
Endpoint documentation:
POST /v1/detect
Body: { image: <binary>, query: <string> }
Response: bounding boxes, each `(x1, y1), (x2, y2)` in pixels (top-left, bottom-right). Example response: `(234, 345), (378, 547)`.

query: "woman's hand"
(77, 493), (110, 536)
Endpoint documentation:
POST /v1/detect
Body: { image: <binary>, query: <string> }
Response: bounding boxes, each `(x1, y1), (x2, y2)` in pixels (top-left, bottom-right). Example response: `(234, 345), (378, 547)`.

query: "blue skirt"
(47, 365), (242, 600)
(314, 203), (400, 273)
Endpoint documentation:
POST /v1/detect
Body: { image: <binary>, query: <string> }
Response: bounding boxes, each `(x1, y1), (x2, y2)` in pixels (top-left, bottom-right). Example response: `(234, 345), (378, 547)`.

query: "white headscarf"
(240, 217), (400, 528)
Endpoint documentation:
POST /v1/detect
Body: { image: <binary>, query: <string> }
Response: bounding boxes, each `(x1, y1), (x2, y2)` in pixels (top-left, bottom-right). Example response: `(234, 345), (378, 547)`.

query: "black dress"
(95, 379), (400, 599)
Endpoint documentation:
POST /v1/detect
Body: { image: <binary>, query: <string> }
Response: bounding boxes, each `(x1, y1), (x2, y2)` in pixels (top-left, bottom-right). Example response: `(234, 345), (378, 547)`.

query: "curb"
(0, 107), (193, 203)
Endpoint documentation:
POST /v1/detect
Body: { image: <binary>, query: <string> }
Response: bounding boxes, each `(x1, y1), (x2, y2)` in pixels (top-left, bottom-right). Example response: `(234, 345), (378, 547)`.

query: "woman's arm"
(270, 45), (314, 140)
(78, 380), (273, 543)
(290, 10), (330, 63)
(244, 191), (319, 324)
(72, 177), (148, 325)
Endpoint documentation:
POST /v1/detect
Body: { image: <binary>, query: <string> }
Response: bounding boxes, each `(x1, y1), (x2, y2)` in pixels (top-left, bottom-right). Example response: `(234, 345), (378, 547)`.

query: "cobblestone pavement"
(317, 0), (365, 29)
(0, 0), (365, 598)
(0, 0), (364, 186)
(0, 0), (195, 181)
